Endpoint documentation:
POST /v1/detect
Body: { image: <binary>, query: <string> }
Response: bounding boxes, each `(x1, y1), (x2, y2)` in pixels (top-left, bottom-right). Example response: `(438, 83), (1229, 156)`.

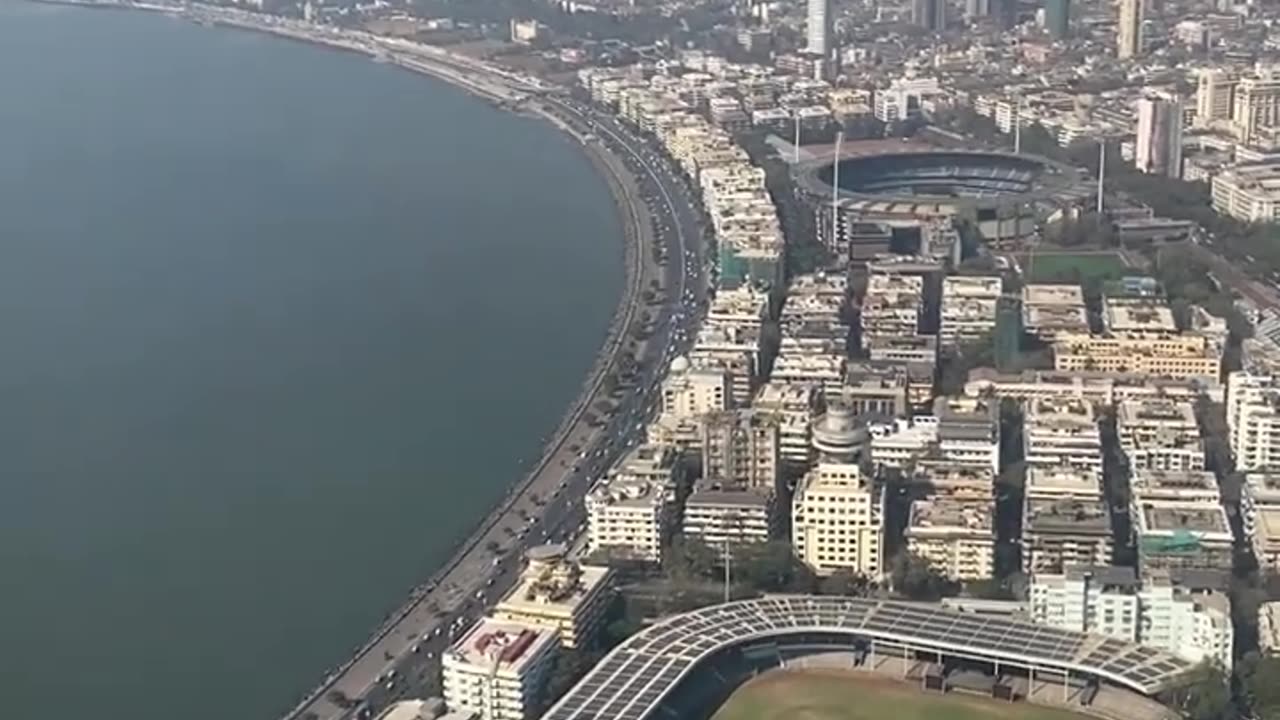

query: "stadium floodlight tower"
(830, 130), (844, 248)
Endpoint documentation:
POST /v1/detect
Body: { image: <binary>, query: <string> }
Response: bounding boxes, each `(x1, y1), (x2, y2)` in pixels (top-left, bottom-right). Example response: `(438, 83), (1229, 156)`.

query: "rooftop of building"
(1026, 396), (1096, 423)
(1117, 398), (1198, 426)
(1139, 503), (1231, 536)
(1023, 283), (1085, 306)
(1024, 497), (1112, 534)
(1130, 470), (1220, 497)
(1245, 472), (1280, 501)
(908, 497), (994, 534)
(1062, 564), (1141, 588)
(686, 484), (772, 510)
(1023, 304), (1091, 329)
(589, 474), (668, 509)
(796, 462), (870, 494)
(1025, 466), (1103, 499)
(943, 275), (1003, 297)
(446, 618), (557, 672)
(496, 553), (612, 618)
(1104, 297), (1178, 333)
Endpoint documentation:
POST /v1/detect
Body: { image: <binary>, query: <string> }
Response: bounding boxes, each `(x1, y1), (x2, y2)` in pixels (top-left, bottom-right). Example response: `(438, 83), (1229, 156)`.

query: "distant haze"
(0, 4), (623, 719)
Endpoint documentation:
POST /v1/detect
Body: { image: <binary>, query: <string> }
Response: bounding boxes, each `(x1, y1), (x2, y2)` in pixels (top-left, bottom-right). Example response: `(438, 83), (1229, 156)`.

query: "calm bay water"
(0, 4), (623, 718)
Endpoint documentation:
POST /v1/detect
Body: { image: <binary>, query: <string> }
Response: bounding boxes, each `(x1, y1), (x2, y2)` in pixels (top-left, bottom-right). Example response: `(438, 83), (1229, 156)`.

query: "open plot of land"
(711, 670), (1094, 720)
(1013, 251), (1131, 284)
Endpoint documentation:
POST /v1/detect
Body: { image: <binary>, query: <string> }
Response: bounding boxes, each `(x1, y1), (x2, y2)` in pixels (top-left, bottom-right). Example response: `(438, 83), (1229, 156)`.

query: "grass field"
(1014, 251), (1130, 284)
(711, 670), (1094, 720)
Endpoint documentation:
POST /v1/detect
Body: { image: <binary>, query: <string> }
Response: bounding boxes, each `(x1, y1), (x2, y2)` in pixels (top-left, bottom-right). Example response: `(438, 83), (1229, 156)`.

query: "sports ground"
(711, 670), (1095, 720)
(1014, 251), (1130, 284)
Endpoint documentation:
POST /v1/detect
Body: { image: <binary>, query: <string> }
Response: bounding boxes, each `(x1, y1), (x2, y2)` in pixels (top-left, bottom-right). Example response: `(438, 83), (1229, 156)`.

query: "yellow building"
(1052, 332), (1220, 379)
(493, 546), (614, 650)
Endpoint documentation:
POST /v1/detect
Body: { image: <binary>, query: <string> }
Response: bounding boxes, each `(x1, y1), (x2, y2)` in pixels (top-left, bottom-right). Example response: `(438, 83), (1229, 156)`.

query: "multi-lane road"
(282, 98), (708, 720)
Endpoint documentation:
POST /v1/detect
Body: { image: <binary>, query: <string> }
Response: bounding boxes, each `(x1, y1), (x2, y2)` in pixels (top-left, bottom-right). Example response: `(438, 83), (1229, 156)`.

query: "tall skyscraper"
(1196, 69), (1238, 128)
(1044, 0), (1069, 38)
(1233, 73), (1280, 145)
(1135, 95), (1184, 178)
(913, 0), (947, 31)
(1117, 0), (1143, 58)
(806, 0), (833, 57)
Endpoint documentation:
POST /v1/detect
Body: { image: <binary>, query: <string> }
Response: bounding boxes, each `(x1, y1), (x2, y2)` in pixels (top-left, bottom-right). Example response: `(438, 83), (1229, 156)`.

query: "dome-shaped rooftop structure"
(811, 401), (866, 462)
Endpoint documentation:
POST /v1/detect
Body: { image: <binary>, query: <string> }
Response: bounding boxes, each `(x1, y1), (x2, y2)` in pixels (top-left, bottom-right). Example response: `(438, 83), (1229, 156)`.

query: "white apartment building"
(792, 463), (885, 578)
(1212, 161), (1280, 222)
(906, 497), (995, 581)
(1116, 398), (1206, 472)
(935, 396), (1001, 474)
(1260, 601), (1280, 656)
(585, 475), (672, 563)
(683, 486), (773, 546)
(662, 359), (730, 419)
(1139, 570), (1234, 671)
(701, 410), (781, 492)
(443, 618), (560, 720)
(1030, 565), (1141, 642)
(869, 416), (938, 469)
(1233, 72), (1280, 146)
(1030, 566), (1233, 670)
(1023, 397), (1103, 478)
(1228, 368), (1280, 472)
(1135, 93), (1184, 178)
(1196, 68), (1237, 128)
(940, 276), (1002, 349)
(1244, 473), (1280, 569)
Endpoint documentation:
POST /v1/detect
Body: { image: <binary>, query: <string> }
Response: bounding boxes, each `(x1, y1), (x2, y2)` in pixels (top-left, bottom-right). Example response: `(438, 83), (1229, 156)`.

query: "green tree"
(817, 569), (870, 597)
(1170, 662), (1232, 720)
(1238, 652), (1280, 720)
(890, 551), (959, 601)
(663, 535), (718, 580)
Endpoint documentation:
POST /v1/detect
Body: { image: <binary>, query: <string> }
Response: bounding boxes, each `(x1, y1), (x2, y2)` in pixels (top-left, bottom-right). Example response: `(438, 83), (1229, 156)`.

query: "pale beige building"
(493, 547), (614, 650)
(791, 463), (884, 578)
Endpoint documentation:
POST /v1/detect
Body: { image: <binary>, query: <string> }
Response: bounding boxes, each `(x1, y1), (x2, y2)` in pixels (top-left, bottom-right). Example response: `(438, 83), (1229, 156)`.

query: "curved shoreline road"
(278, 68), (706, 720)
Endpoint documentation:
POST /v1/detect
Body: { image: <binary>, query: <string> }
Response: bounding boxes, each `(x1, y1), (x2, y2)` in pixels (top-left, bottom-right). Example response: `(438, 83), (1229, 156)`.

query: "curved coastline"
(28, 2), (650, 717)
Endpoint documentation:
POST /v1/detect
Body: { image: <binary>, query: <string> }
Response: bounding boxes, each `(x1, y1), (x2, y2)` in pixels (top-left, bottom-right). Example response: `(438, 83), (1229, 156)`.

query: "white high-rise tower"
(806, 0), (833, 58)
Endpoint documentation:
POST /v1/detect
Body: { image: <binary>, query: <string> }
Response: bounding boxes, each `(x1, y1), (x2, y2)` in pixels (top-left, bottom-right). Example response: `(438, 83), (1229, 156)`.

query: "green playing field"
(711, 670), (1096, 720)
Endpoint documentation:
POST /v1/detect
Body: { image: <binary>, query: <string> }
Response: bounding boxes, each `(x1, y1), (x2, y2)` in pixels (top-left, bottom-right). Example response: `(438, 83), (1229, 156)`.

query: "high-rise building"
(1233, 73), (1280, 145)
(913, 0), (947, 31)
(443, 618), (560, 720)
(806, 0), (832, 57)
(700, 410), (781, 491)
(1044, 0), (1069, 38)
(1196, 69), (1237, 128)
(1116, 0), (1143, 58)
(792, 463), (885, 578)
(1135, 94), (1184, 178)
(965, 0), (990, 21)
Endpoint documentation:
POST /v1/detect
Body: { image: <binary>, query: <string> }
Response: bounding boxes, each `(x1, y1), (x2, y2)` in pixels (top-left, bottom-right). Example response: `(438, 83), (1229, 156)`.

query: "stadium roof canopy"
(540, 596), (1196, 720)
